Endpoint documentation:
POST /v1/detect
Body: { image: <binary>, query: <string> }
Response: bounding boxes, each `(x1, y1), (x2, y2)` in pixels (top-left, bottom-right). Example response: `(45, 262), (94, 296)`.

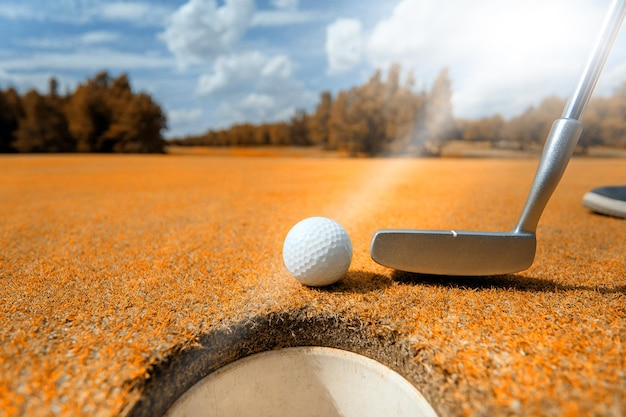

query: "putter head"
(370, 229), (536, 276)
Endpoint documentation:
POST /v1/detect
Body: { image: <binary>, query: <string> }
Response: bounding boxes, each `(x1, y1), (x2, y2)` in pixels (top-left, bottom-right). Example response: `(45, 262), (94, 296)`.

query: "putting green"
(1, 154), (624, 416)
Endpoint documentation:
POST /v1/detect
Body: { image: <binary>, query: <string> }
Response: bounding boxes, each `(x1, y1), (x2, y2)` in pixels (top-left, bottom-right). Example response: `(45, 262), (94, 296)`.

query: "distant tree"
(503, 96), (564, 150)
(96, 74), (135, 151)
(13, 90), (73, 152)
(383, 64), (402, 148)
(385, 68), (426, 154)
(66, 72), (113, 152)
(254, 123), (272, 145)
(579, 82), (626, 152)
(411, 68), (455, 156)
(461, 114), (506, 145)
(103, 93), (166, 152)
(353, 70), (386, 155)
(64, 72), (166, 153)
(225, 123), (253, 146)
(0, 88), (23, 152)
(327, 90), (350, 151)
(309, 91), (332, 147)
(109, 74), (132, 99)
(601, 82), (626, 148)
(289, 109), (311, 146)
(48, 77), (59, 97)
(385, 63), (401, 102)
(268, 122), (290, 145)
(579, 97), (609, 153)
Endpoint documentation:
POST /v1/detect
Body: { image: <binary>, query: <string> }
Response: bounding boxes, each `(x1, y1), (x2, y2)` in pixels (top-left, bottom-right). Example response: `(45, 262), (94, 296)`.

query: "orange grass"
(1, 154), (625, 416)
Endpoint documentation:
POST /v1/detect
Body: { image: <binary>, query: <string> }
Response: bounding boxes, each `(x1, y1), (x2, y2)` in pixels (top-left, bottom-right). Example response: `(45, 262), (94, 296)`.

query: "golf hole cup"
(283, 217), (352, 286)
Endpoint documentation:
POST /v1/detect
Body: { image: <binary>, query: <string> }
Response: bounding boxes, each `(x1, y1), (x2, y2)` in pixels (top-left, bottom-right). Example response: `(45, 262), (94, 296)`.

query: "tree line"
(0, 72), (166, 153)
(172, 64), (456, 156)
(2, 65), (624, 155)
(458, 84), (626, 154)
(173, 63), (626, 156)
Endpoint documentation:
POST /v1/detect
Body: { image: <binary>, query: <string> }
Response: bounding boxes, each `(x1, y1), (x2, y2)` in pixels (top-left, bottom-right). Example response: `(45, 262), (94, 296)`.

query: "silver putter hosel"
(514, 118), (582, 234)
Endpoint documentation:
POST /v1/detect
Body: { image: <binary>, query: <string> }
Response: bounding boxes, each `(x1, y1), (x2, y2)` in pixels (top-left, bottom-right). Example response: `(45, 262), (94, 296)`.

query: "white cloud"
(16, 31), (120, 51)
(1, 49), (174, 71)
(197, 51), (316, 126)
(260, 54), (292, 79)
(197, 52), (296, 96)
(168, 108), (204, 125)
(80, 31), (120, 45)
(197, 51), (268, 95)
(216, 93), (300, 127)
(365, 0), (612, 119)
(99, 2), (171, 25)
(271, 0), (298, 10)
(0, 3), (33, 20)
(160, 0), (254, 66)
(325, 18), (364, 74)
(0, 1), (171, 26)
(232, 93), (277, 119)
(251, 10), (318, 26)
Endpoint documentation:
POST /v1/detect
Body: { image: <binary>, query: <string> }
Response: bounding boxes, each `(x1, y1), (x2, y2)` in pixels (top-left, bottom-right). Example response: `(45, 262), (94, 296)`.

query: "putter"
(371, 0), (626, 276)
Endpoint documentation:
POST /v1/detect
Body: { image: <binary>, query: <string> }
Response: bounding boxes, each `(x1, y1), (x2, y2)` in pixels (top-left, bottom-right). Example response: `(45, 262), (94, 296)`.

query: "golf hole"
(165, 346), (437, 417)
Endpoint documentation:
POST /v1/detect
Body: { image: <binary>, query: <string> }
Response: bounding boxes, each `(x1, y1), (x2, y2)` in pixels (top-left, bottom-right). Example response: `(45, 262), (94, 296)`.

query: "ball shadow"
(318, 270), (393, 294)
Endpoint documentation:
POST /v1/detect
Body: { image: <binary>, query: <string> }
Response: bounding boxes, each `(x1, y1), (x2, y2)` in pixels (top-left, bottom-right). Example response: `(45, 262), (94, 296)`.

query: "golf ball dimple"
(283, 217), (353, 287)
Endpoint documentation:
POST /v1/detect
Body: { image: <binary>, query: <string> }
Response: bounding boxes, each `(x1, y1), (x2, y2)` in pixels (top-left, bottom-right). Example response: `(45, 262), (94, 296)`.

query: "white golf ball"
(283, 217), (353, 287)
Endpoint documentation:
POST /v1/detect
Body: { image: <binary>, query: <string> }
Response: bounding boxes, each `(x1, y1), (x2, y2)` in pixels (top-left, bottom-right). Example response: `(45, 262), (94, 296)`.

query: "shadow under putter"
(371, 0), (626, 276)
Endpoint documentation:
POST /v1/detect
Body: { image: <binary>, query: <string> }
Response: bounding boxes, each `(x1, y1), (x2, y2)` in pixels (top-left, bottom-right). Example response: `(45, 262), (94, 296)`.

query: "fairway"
(1, 154), (625, 416)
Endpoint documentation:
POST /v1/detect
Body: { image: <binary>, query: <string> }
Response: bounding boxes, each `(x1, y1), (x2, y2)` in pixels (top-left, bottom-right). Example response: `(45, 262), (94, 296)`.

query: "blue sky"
(1, 0), (624, 139)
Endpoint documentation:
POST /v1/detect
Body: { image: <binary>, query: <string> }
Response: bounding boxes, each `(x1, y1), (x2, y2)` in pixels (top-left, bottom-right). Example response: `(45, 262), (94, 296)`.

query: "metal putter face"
(370, 230), (536, 276)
